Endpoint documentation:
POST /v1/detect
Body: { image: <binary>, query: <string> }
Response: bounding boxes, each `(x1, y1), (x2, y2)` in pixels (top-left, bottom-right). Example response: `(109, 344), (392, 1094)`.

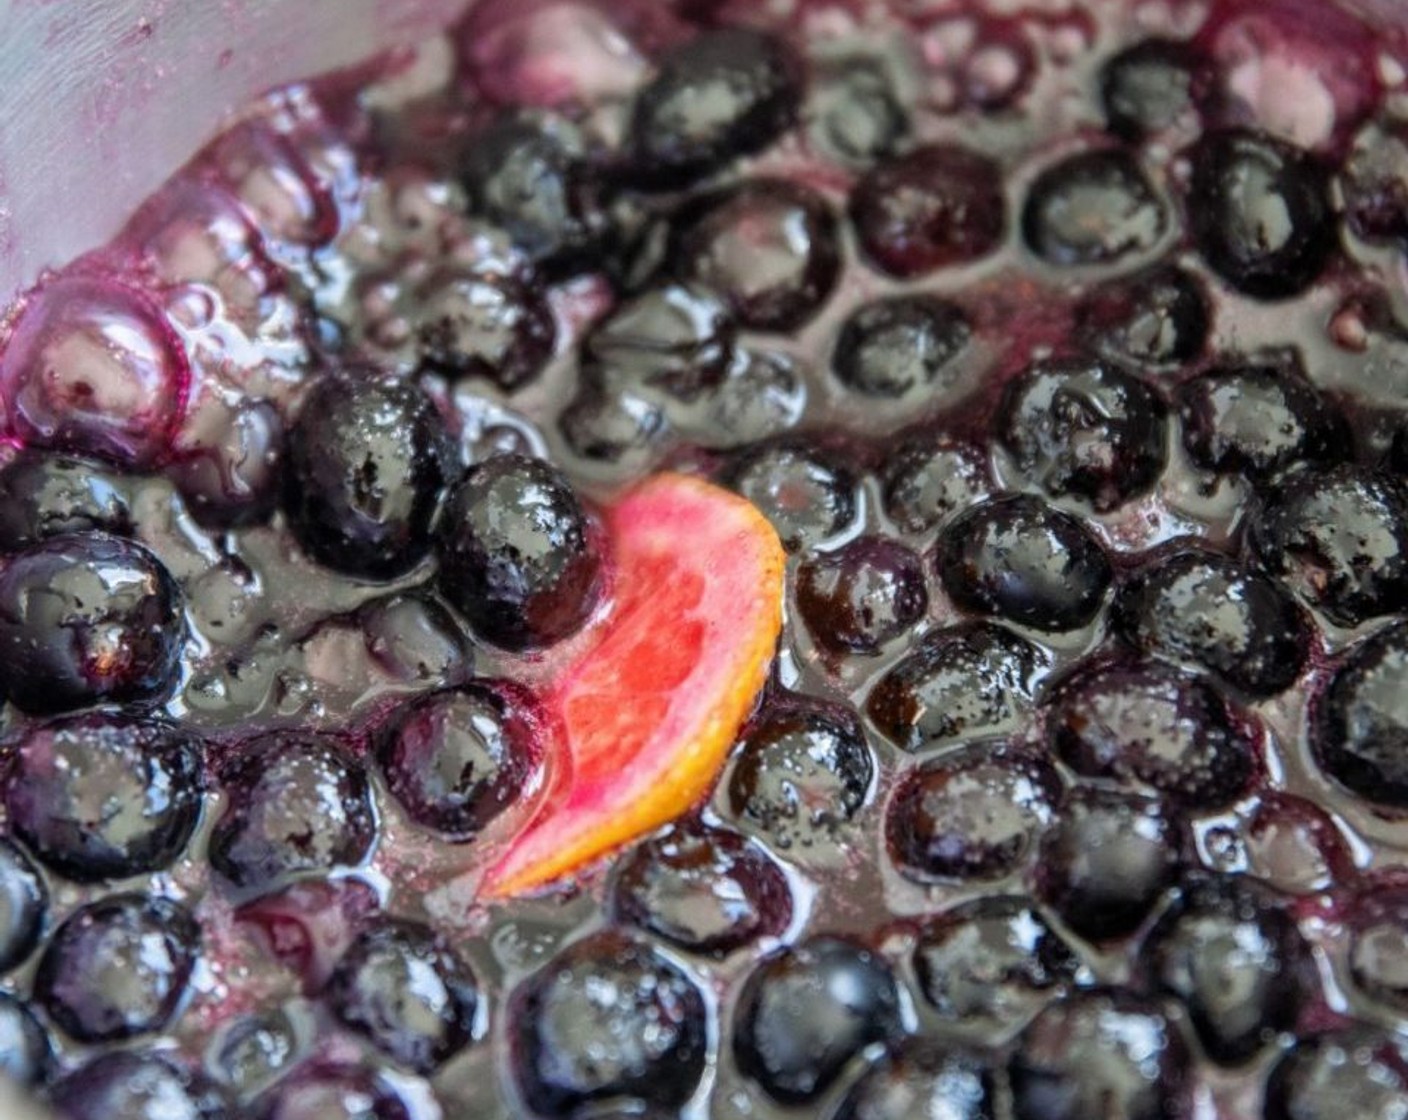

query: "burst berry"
(796, 536), (928, 655)
(832, 296), (972, 401)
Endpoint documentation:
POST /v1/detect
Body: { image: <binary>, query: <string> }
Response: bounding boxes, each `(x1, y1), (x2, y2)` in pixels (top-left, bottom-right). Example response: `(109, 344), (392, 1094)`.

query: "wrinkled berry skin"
(0, 531), (184, 715)
(1313, 622), (1408, 808)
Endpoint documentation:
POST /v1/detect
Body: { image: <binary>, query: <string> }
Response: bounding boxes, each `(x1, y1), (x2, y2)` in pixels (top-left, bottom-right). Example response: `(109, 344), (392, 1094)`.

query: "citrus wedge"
(481, 472), (785, 898)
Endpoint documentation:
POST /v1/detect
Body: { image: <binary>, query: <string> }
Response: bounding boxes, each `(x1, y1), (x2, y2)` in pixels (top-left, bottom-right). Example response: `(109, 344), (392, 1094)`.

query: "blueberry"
(887, 745), (1062, 883)
(511, 931), (707, 1115)
(936, 494), (1112, 633)
(0, 531), (184, 715)
(283, 373), (454, 580)
(1075, 266), (1210, 370)
(1178, 359), (1348, 482)
(1114, 550), (1312, 697)
(627, 28), (801, 188)
(1049, 662), (1258, 809)
(807, 60), (908, 166)
(1147, 874), (1309, 1065)
(326, 919), (480, 1074)
(255, 1062), (413, 1120)
(866, 623), (1047, 752)
(171, 397), (284, 529)
(436, 454), (602, 651)
(0, 992), (50, 1087)
(1264, 1030), (1408, 1120)
(612, 820), (792, 956)
(1187, 129), (1333, 300)
(1342, 120), (1408, 245)
(913, 896), (1081, 1037)
(358, 592), (474, 686)
(881, 435), (990, 534)
(689, 346), (806, 449)
(727, 443), (856, 552)
(1312, 622), (1408, 807)
(728, 697), (874, 852)
(33, 893), (199, 1043)
(559, 379), (669, 467)
(1036, 790), (1179, 942)
(670, 179), (840, 332)
(832, 1041), (997, 1120)
(584, 283), (734, 403)
(377, 680), (543, 841)
(1248, 464), (1408, 628)
(1009, 990), (1191, 1120)
(209, 732), (375, 893)
(210, 1010), (304, 1099)
(1022, 150), (1167, 266)
(832, 296), (972, 400)
(6, 712), (203, 883)
(0, 838), (46, 973)
(1344, 883), (1408, 1011)
(413, 272), (556, 390)
(997, 358), (1168, 513)
(850, 145), (1006, 278)
(0, 451), (131, 552)
(734, 936), (904, 1105)
(797, 536), (928, 655)
(1100, 38), (1206, 139)
(49, 1052), (231, 1120)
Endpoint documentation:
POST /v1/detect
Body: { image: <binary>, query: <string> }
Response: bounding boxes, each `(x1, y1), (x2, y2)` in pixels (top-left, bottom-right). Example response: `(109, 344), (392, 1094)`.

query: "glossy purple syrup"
(3, 1), (1408, 1118)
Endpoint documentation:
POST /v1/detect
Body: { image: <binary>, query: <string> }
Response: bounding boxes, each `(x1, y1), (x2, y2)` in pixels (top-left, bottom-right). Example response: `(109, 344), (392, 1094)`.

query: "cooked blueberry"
(413, 272), (556, 391)
(1100, 38), (1205, 139)
(886, 745), (1061, 882)
(459, 113), (609, 271)
(0, 838), (45, 974)
(436, 454), (601, 651)
(998, 358), (1167, 512)
(49, 1052), (230, 1120)
(0, 531), (183, 715)
(326, 919), (480, 1074)
(0, 451), (131, 552)
(1187, 129), (1333, 299)
(1075, 266), (1210, 370)
(1022, 150), (1167, 266)
(377, 681), (543, 841)
(729, 697), (874, 852)
(882, 435), (990, 534)
(559, 380), (669, 466)
(255, 1061), (412, 1120)
(734, 936), (904, 1105)
(627, 28), (801, 188)
(211, 1010), (303, 1098)
(1009, 990), (1191, 1120)
(1147, 873), (1308, 1064)
(833, 1041), (997, 1120)
(727, 443), (856, 552)
(797, 536), (927, 655)
(1049, 663), (1258, 809)
(6, 712), (203, 883)
(1312, 622), (1408, 807)
(850, 145), (1006, 278)
(914, 896), (1081, 1037)
(867, 623), (1047, 752)
(512, 931), (707, 1115)
(1264, 1030), (1408, 1120)
(1345, 883), (1408, 1011)
(689, 347), (806, 449)
(584, 283), (734, 402)
(283, 373), (453, 580)
(807, 60), (908, 166)
(936, 494), (1112, 633)
(1036, 790), (1179, 942)
(1178, 359), (1348, 482)
(670, 179), (840, 332)
(209, 733), (375, 892)
(171, 397), (284, 529)
(1116, 550), (1311, 697)
(1249, 464), (1408, 627)
(358, 592), (473, 685)
(33, 893), (199, 1043)
(832, 296), (972, 400)
(612, 821), (792, 956)
(0, 992), (50, 1087)
(1342, 120), (1408, 245)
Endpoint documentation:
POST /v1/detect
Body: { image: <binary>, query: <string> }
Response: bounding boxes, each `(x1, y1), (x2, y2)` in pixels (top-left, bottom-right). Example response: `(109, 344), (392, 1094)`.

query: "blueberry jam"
(4, 1), (1408, 1117)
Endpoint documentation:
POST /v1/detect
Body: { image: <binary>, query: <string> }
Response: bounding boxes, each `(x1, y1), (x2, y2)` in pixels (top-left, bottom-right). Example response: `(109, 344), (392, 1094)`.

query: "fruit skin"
(413, 271), (557, 390)
(283, 372), (454, 581)
(0, 838), (47, 974)
(832, 1041), (998, 1120)
(48, 1051), (231, 1120)
(254, 1061), (412, 1120)
(1100, 38), (1207, 139)
(832, 296), (972, 400)
(734, 935), (905, 1105)
(0, 531), (185, 715)
(1187, 128), (1333, 299)
(511, 930), (707, 1115)
(0, 992), (50, 1088)
(1076, 266), (1210, 370)
(33, 893), (199, 1044)
(1021, 149), (1167, 266)
(5, 712), (204, 883)
(0, 451), (132, 552)
(728, 443), (857, 553)
(437, 453), (602, 652)
(1263, 1029), (1408, 1120)
(627, 28), (801, 189)
(882, 434), (990, 534)
(1312, 622), (1408, 807)
(796, 536), (928, 655)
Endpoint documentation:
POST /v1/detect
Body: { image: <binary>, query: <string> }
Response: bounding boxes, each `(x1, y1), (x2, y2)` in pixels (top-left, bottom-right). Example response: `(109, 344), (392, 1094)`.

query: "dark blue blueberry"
(0, 838), (46, 974)
(727, 443), (856, 553)
(584, 283), (734, 403)
(0, 992), (50, 1087)
(171, 397), (284, 530)
(0, 451), (131, 552)
(797, 536), (928, 655)
(1264, 1030), (1408, 1120)
(833, 1041), (997, 1120)
(255, 1061), (412, 1120)
(1100, 38), (1206, 139)
(413, 272), (556, 391)
(832, 296), (972, 400)
(1075, 266), (1210, 370)
(1313, 622), (1408, 807)
(49, 1052), (231, 1120)
(807, 60), (908, 166)
(882, 434), (990, 534)
(1022, 150), (1167, 266)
